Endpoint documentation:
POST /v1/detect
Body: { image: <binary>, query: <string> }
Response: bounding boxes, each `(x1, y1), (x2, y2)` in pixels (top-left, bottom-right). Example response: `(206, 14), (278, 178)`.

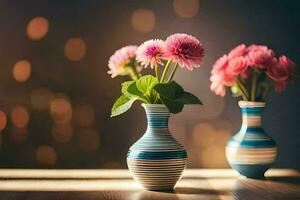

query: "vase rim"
(141, 103), (167, 108)
(238, 101), (266, 107)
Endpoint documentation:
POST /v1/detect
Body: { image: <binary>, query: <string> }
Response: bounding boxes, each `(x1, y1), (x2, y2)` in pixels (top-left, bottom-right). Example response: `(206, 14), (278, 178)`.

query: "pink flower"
(227, 56), (248, 76)
(210, 73), (226, 97)
(246, 45), (275, 68)
(228, 44), (247, 59)
(136, 39), (165, 68)
(164, 33), (204, 71)
(211, 55), (236, 86)
(107, 45), (138, 78)
(267, 55), (295, 82)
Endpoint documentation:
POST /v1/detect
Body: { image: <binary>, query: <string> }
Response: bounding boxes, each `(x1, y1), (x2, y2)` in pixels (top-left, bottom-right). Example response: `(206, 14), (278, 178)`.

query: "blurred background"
(0, 0), (299, 169)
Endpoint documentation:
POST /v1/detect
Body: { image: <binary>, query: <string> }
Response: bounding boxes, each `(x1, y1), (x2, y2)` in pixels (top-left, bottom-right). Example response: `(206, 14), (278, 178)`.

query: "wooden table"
(0, 169), (299, 200)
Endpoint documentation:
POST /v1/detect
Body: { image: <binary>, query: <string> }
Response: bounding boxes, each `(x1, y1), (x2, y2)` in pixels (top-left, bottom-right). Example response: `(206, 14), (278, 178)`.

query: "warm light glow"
(36, 145), (57, 165)
(10, 128), (28, 144)
(64, 37), (86, 61)
(12, 60), (31, 83)
(52, 123), (73, 143)
(191, 122), (231, 168)
(192, 123), (216, 147)
(131, 9), (155, 33)
(31, 88), (53, 110)
(11, 106), (30, 128)
(26, 16), (49, 40)
(0, 111), (7, 131)
(173, 0), (199, 18)
(50, 96), (72, 124)
(77, 129), (100, 152)
(73, 104), (95, 127)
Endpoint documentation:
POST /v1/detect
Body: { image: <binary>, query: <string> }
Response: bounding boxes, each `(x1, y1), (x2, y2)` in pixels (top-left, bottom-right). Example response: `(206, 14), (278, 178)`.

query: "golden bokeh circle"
(12, 60), (31, 82)
(11, 106), (30, 128)
(131, 9), (155, 33)
(0, 111), (7, 131)
(36, 145), (57, 165)
(173, 0), (199, 18)
(64, 37), (86, 61)
(50, 97), (72, 124)
(26, 16), (49, 40)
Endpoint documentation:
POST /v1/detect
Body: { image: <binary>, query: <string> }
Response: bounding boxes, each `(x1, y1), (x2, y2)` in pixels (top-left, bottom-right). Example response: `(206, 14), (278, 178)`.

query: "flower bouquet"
(108, 33), (204, 190)
(210, 44), (297, 178)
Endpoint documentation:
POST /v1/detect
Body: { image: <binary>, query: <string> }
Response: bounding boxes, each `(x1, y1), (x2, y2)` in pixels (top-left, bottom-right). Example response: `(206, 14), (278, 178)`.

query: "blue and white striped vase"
(226, 101), (277, 178)
(127, 104), (187, 191)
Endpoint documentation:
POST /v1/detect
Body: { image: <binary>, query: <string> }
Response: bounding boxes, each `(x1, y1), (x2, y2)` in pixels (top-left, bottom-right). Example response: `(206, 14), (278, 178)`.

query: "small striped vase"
(226, 101), (277, 178)
(127, 104), (187, 191)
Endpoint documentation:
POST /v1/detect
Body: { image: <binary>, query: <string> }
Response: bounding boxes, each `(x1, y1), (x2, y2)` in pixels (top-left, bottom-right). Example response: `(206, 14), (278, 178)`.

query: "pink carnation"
(136, 39), (165, 68)
(267, 55), (295, 81)
(246, 45), (275, 68)
(164, 33), (204, 71)
(228, 44), (247, 59)
(107, 45), (137, 78)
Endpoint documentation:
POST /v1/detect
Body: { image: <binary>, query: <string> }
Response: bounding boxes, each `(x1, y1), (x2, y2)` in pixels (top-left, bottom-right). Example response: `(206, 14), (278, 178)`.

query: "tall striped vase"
(127, 104), (187, 191)
(226, 101), (277, 178)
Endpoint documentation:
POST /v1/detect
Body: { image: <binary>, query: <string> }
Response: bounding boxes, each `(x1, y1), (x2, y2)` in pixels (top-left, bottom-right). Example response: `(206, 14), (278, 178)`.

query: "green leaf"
(154, 81), (202, 113)
(111, 94), (137, 117)
(127, 82), (148, 103)
(135, 75), (159, 95)
(153, 81), (183, 99)
(176, 92), (202, 105)
(160, 96), (184, 113)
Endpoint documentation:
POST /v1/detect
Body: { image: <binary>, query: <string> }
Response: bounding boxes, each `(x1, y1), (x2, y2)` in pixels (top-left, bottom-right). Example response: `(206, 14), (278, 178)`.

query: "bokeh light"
(64, 37), (86, 61)
(52, 123), (73, 143)
(12, 60), (31, 82)
(0, 111), (7, 131)
(173, 0), (199, 18)
(131, 8), (155, 33)
(10, 128), (28, 144)
(73, 104), (95, 127)
(11, 106), (30, 128)
(191, 122), (231, 168)
(26, 16), (49, 40)
(36, 145), (57, 165)
(30, 88), (53, 110)
(192, 123), (216, 147)
(50, 96), (72, 124)
(77, 129), (100, 152)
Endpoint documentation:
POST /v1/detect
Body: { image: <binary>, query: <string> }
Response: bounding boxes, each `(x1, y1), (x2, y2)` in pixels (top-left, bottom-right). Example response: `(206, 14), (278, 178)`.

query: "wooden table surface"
(0, 169), (299, 200)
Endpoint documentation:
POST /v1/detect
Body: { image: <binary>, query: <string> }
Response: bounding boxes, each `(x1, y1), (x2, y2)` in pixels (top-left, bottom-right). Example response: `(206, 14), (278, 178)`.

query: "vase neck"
(239, 101), (265, 128)
(142, 104), (170, 130)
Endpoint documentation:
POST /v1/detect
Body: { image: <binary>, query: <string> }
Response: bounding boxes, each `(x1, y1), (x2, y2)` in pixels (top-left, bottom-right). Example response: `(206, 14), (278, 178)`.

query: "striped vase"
(226, 101), (277, 178)
(127, 104), (187, 191)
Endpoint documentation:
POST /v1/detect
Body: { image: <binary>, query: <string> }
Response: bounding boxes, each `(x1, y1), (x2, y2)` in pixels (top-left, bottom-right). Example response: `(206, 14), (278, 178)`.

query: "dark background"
(0, 0), (299, 169)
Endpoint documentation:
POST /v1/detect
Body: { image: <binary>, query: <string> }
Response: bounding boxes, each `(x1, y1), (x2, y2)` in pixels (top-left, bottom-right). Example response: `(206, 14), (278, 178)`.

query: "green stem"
(167, 63), (179, 83)
(160, 59), (172, 83)
(236, 78), (249, 101)
(155, 64), (159, 81)
(128, 68), (138, 80)
(251, 71), (258, 101)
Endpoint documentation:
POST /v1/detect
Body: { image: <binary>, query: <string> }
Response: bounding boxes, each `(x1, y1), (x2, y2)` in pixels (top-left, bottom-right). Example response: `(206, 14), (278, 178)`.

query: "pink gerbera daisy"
(136, 39), (165, 68)
(107, 45), (137, 78)
(164, 33), (204, 71)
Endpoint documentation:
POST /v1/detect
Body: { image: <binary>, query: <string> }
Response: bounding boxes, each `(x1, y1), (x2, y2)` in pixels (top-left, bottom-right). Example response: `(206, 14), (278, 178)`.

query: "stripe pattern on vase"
(127, 104), (187, 191)
(226, 101), (277, 178)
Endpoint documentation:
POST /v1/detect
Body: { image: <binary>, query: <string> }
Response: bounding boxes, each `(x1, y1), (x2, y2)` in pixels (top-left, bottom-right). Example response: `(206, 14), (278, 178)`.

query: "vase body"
(226, 101), (277, 178)
(127, 104), (187, 191)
